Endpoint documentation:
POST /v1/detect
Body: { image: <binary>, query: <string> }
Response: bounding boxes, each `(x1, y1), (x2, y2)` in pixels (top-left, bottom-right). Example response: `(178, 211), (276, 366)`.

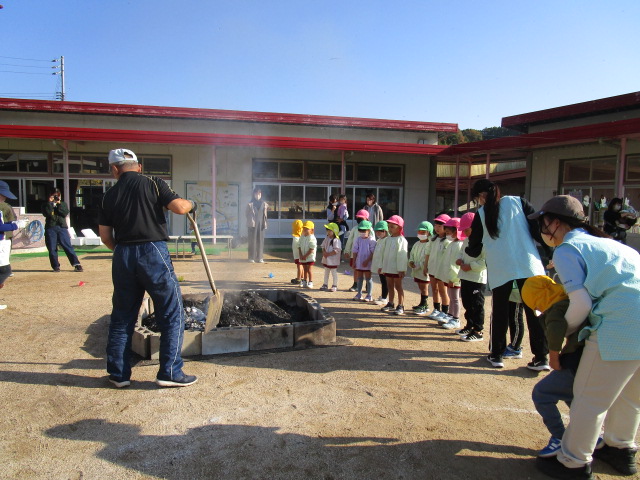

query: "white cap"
(108, 148), (138, 164)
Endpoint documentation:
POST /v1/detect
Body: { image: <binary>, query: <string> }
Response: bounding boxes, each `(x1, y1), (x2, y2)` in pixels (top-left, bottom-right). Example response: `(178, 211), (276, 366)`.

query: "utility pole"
(53, 55), (65, 101)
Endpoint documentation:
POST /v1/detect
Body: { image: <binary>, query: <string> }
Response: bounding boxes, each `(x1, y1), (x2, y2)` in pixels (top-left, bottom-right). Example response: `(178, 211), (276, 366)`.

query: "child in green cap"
(371, 221), (389, 305)
(409, 221), (433, 315)
(351, 219), (377, 301)
(320, 223), (342, 292)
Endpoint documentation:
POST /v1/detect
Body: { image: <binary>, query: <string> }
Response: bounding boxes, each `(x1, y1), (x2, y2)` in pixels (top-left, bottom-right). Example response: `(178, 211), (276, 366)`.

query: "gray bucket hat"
(0, 180), (17, 200)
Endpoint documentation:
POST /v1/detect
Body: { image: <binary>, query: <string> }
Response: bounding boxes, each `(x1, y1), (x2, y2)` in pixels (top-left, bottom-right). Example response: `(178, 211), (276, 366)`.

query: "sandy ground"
(0, 248), (637, 480)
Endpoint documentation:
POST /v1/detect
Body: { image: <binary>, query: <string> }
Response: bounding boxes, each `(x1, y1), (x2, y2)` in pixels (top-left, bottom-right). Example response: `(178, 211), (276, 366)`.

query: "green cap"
(417, 221), (434, 235)
(373, 220), (388, 232)
(324, 222), (339, 237)
(358, 220), (372, 231)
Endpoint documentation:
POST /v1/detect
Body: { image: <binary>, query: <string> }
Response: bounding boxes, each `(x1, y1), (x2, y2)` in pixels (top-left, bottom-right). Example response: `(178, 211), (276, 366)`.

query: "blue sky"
(1, 1), (639, 130)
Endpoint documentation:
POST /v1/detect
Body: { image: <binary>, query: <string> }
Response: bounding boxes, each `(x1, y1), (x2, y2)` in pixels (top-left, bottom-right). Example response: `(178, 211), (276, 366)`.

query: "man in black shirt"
(99, 148), (198, 388)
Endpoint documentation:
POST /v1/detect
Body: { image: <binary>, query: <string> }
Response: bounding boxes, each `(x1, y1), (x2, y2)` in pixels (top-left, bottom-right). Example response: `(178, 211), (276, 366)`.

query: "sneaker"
(437, 313), (452, 325)
(486, 355), (504, 368)
(257, 259), (265, 263)
(353, 293), (362, 301)
(348, 283), (358, 292)
(249, 259), (255, 263)
(412, 304), (424, 311)
(593, 444), (638, 475)
(155, 374), (198, 388)
(108, 376), (131, 388)
(535, 457), (594, 480)
(300, 280), (307, 288)
(503, 345), (523, 359)
(53, 268), (61, 272)
(291, 278), (301, 284)
(394, 305), (405, 315)
(74, 264), (83, 272)
(427, 309), (441, 320)
(330, 286), (338, 292)
(414, 305), (430, 316)
(441, 318), (461, 330)
(363, 295), (373, 302)
(538, 436), (562, 458)
(306, 281), (314, 289)
(0, 305), (6, 310)
(381, 302), (395, 312)
(374, 297), (388, 305)
(527, 358), (551, 371)
(319, 284), (328, 291)
(461, 331), (484, 342)
(456, 327), (473, 336)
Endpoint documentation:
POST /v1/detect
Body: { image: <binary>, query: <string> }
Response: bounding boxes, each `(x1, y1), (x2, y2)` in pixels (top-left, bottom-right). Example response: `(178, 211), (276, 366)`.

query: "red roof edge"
(0, 98), (458, 133)
(0, 124), (448, 155)
(502, 91), (640, 131)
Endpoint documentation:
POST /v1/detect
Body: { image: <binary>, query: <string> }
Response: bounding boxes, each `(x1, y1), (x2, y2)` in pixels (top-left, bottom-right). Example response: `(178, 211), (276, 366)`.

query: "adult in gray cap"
(41, 187), (83, 272)
(529, 195), (640, 479)
(98, 148), (198, 388)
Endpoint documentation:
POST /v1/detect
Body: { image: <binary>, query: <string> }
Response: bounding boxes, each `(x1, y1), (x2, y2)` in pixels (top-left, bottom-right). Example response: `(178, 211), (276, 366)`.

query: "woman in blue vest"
(529, 195), (640, 479)
(466, 179), (551, 369)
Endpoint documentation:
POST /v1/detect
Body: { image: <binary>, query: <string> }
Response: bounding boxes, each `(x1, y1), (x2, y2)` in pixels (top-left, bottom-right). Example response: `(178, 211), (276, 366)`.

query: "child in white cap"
(320, 222), (341, 292)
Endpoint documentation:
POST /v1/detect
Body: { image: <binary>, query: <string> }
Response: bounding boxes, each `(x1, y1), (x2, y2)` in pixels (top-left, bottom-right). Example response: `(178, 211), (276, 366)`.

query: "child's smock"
(371, 236), (388, 273)
(429, 236), (451, 280)
(409, 240), (431, 281)
(352, 235), (377, 271)
(379, 235), (408, 275)
(292, 236), (301, 261)
(321, 236), (342, 267)
(298, 234), (317, 263)
(437, 239), (463, 286)
(456, 237), (487, 284)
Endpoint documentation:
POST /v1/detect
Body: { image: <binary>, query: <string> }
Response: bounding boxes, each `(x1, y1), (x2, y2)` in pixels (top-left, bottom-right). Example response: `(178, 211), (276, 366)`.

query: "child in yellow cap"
(290, 220), (303, 284)
(522, 275), (598, 459)
(298, 221), (317, 288)
(320, 223), (341, 292)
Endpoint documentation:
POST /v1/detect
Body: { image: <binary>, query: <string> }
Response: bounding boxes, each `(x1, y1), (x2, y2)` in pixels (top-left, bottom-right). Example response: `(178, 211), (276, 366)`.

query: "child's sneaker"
(348, 283), (358, 292)
(414, 305), (430, 316)
(374, 297), (388, 305)
(330, 286), (338, 292)
(503, 345), (523, 359)
(538, 436), (562, 458)
(299, 280), (307, 288)
(319, 284), (328, 291)
(363, 295), (373, 302)
(381, 302), (395, 312)
(394, 305), (405, 315)
(291, 278), (301, 284)
(306, 281), (314, 289)
(353, 293), (362, 301)
(427, 309), (441, 320)
(457, 326), (473, 336)
(441, 318), (460, 330)
(461, 331), (484, 342)
(437, 313), (452, 324)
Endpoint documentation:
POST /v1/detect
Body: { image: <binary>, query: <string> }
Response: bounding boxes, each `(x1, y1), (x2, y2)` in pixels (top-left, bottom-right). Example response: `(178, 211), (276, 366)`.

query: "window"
(280, 185), (304, 219)
(142, 156), (171, 176)
(253, 161), (278, 179)
(626, 156), (640, 181)
(563, 160), (591, 182)
(279, 161), (304, 180)
(378, 188), (401, 217)
(591, 158), (617, 182)
(357, 165), (379, 182)
(53, 154), (82, 174)
(19, 153), (48, 173)
(82, 155), (109, 174)
(380, 166), (402, 183)
(305, 186), (328, 219)
(254, 184), (279, 219)
(563, 157), (616, 183)
(0, 153), (18, 172)
(308, 163), (331, 180)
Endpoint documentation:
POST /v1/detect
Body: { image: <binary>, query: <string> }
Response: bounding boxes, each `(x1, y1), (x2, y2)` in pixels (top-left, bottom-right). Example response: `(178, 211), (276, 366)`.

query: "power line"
(0, 55), (53, 62)
(0, 70), (51, 75)
(0, 63), (54, 69)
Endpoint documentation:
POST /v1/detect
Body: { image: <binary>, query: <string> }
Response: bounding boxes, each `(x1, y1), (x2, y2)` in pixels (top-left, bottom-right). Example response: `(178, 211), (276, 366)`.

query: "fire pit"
(132, 289), (336, 359)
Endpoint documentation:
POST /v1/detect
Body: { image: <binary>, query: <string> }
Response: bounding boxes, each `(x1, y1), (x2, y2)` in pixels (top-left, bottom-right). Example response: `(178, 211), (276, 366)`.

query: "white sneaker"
(300, 280), (307, 288)
(306, 281), (314, 289)
(441, 318), (461, 330)
(0, 305), (6, 310)
(427, 309), (441, 319)
(374, 297), (388, 305)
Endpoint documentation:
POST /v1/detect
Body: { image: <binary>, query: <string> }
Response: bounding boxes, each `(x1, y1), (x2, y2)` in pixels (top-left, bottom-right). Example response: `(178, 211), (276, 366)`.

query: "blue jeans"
(106, 241), (186, 381)
(44, 226), (80, 269)
(532, 368), (575, 439)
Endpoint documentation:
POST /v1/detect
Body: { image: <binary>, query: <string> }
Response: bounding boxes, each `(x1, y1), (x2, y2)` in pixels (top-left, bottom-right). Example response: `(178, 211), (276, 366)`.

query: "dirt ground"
(0, 248), (637, 480)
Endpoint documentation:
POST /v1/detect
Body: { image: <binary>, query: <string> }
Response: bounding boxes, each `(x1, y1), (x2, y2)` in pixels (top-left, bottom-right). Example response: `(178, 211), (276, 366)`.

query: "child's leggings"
(323, 267), (338, 287)
(379, 273), (388, 298)
(447, 286), (461, 318)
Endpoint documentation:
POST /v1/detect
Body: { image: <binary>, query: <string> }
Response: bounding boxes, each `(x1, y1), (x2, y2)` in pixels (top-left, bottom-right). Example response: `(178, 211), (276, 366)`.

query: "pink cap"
(355, 209), (369, 219)
(386, 215), (405, 235)
(459, 212), (475, 231)
(434, 214), (451, 224)
(443, 217), (465, 240)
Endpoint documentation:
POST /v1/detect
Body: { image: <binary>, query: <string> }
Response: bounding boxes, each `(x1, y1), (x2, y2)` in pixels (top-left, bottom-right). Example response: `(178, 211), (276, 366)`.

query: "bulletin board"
(185, 182), (239, 236)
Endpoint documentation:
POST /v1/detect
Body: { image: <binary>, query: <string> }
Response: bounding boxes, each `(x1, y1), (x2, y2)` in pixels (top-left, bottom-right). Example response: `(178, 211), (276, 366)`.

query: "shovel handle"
(187, 212), (218, 295)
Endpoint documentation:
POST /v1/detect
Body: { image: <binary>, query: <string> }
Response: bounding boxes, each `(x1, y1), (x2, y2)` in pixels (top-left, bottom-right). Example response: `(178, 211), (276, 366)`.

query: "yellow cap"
(521, 275), (568, 313)
(291, 220), (303, 237)
(302, 220), (315, 230)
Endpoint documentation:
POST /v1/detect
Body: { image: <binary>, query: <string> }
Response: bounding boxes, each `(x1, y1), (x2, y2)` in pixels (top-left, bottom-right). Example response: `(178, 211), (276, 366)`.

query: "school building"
(1, 91), (640, 249)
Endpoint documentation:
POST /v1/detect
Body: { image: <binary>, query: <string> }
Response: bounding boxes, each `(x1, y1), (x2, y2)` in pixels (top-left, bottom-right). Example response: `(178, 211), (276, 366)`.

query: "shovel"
(187, 211), (223, 333)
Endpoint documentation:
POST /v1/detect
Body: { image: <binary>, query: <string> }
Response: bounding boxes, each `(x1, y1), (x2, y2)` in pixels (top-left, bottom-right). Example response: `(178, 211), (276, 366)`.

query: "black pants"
(490, 278), (548, 361)
(460, 280), (485, 331)
(379, 273), (388, 298)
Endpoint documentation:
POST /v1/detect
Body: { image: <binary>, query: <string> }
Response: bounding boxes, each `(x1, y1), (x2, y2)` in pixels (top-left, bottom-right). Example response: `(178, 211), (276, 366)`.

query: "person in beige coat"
(246, 187), (268, 263)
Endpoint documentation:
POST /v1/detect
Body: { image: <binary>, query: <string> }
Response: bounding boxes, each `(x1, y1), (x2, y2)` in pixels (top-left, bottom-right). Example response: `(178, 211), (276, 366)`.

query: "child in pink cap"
(426, 214), (451, 322)
(438, 217), (464, 330)
(344, 209), (371, 291)
(377, 215), (408, 315)
(455, 212), (487, 342)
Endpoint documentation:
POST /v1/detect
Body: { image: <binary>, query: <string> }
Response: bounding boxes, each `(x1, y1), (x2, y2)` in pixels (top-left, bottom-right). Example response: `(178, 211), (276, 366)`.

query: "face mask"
(332, 202), (338, 206)
(446, 235), (455, 241)
(359, 232), (368, 238)
(375, 232), (386, 239)
(417, 234), (429, 241)
(614, 205), (622, 211)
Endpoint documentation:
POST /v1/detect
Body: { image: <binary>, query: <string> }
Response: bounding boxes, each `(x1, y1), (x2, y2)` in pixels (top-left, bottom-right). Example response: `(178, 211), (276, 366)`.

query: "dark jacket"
(42, 201), (70, 229)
